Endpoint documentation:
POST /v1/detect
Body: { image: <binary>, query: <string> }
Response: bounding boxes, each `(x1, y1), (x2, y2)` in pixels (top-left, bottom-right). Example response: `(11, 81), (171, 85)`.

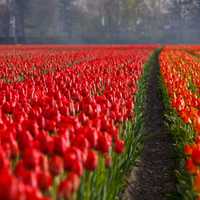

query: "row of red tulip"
(160, 47), (200, 199)
(0, 45), (154, 199)
(0, 47), (104, 83)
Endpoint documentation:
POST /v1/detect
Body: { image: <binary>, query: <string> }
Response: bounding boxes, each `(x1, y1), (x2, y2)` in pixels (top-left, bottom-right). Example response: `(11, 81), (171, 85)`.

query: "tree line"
(0, 0), (200, 43)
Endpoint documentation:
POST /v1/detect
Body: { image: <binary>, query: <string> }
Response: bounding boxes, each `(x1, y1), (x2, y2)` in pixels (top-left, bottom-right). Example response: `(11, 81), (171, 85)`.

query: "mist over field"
(0, 0), (200, 43)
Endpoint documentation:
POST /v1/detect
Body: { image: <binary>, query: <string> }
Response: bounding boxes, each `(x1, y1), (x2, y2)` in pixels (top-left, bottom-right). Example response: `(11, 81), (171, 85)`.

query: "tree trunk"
(15, 0), (25, 42)
(0, 2), (10, 38)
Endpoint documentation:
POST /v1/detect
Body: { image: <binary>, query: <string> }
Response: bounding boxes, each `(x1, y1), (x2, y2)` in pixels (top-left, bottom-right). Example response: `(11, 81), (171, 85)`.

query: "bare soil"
(123, 55), (176, 200)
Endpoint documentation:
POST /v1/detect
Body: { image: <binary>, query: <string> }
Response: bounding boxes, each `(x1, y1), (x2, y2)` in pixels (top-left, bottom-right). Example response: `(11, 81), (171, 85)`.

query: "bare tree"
(0, 0), (9, 38)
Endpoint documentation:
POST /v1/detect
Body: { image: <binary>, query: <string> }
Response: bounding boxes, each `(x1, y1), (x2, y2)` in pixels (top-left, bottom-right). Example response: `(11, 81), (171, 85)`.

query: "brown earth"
(123, 55), (176, 200)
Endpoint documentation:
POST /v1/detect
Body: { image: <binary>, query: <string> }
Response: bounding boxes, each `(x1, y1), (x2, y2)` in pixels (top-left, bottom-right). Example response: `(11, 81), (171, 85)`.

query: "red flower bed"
(160, 46), (200, 198)
(0, 45), (155, 199)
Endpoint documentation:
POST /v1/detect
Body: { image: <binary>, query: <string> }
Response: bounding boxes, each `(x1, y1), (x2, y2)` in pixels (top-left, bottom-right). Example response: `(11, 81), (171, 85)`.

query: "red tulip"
(114, 139), (125, 154)
(97, 133), (111, 153)
(37, 171), (52, 191)
(58, 179), (73, 199)
(49, 155), (63, 176)
(23, 148), (41, 170)
(85, 150), (98, 171)
(67, 172), (80, 192)
(184, 144), (193, 156)
(185, 158), (197, 174)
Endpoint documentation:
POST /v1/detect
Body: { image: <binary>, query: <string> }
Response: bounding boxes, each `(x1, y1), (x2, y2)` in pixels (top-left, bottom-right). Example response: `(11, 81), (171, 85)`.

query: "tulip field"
(0, 45), (156, 200)
(2, 44), (200, 200)
(160, 46), (200, 200)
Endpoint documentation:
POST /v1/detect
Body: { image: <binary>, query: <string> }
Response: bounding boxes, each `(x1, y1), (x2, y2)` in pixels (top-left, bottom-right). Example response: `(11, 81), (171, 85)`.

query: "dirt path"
(123, 54), (176, 200)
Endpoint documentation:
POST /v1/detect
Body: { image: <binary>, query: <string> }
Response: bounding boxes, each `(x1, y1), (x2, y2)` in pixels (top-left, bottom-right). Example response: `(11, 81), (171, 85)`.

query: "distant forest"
(0, 0), (200, 43)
